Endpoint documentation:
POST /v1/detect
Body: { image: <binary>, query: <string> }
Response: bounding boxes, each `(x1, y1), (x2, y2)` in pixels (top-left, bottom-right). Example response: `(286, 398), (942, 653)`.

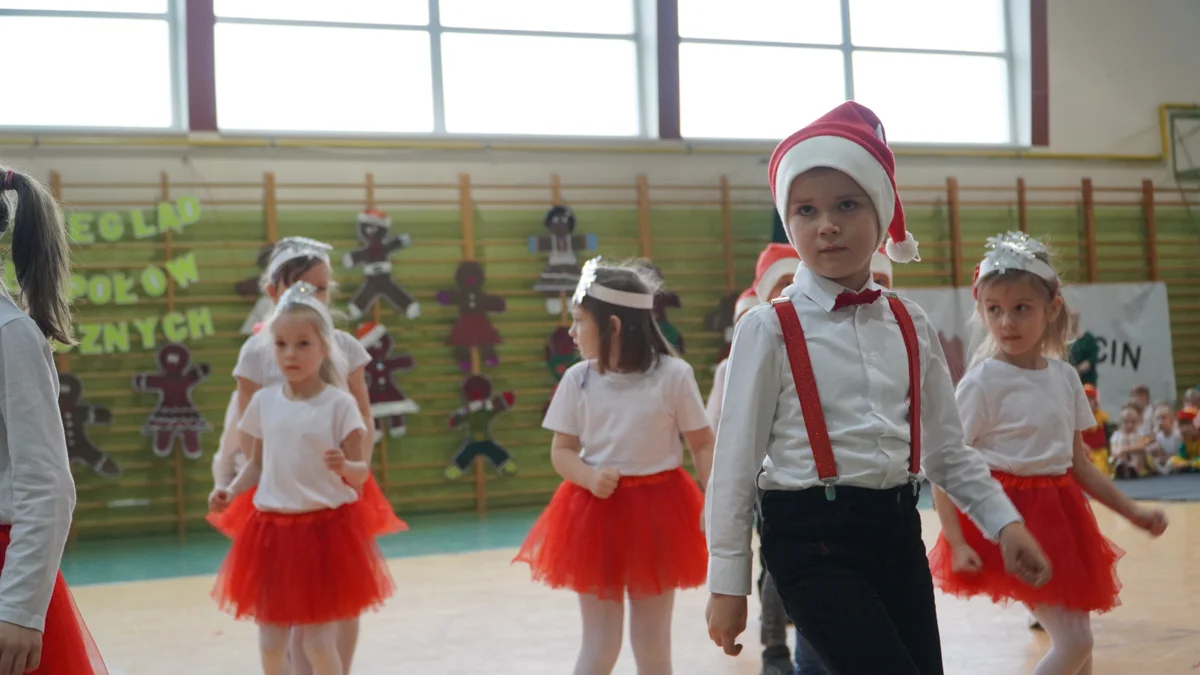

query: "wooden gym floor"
(73, 501), (1199, 675)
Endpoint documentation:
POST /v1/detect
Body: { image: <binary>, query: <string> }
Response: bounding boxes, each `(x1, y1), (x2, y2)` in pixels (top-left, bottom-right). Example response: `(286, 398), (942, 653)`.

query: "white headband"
(974, 232), (1058, 293)
(572, 257), (655, 310)
(273, 281), (333, 328)
(265, 237), (332, 281)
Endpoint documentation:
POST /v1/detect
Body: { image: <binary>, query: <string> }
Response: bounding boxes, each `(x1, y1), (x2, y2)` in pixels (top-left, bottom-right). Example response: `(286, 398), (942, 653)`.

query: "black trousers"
(759, 484), (943, 675)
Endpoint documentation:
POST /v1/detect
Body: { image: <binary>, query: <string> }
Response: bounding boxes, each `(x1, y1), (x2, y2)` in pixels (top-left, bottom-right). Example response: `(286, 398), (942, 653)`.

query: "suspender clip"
(823, 480), (836, 502)
(909, 475), (920, 497)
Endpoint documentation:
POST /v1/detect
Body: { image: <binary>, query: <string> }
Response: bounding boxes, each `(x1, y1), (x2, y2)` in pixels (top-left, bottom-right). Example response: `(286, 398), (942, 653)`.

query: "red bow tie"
(832, 288), (882, 311)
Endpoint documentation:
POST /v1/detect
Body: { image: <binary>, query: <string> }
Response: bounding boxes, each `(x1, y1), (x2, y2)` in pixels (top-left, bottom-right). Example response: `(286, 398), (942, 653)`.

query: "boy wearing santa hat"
(704, 102), (1050, 675)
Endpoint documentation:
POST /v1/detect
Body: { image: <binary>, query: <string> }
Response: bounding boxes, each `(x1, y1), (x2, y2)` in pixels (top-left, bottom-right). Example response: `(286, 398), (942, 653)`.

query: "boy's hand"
(998, 522), (1052, 587)
(588, 467), (620, 499)
(950, 543), (983, 574)
(324, 449), (347, 475)
(208, 488), (231, 513)
(705, 593), (747, 656)
(1129, 505), (1168, 537)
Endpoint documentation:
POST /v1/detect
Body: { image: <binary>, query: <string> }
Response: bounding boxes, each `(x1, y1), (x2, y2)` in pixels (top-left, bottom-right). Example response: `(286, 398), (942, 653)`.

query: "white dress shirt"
(706, 358), (729, 430)
(0, 294), (75, 630)
(705, 264), (1021, 596)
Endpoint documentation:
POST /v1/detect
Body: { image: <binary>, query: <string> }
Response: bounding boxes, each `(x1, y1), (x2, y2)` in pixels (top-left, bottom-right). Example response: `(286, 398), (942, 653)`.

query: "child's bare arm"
(684, 426), (715, 490)
(932, 486), (968, 546)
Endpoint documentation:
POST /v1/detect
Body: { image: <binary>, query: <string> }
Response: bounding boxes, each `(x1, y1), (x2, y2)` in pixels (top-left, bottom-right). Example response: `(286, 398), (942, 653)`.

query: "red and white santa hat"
(754, 243), (801, 302)
(358, 209), (391, 227)
(733, 287), (760, 322)
(870, 244), (893, 285)
(356, 321), (387, 348)
(768, 101), (919, 264)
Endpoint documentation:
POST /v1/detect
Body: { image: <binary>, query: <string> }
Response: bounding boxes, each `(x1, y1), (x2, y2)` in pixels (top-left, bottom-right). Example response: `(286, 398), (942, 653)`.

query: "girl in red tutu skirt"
(930, 232), (1169, 675)
(513, 258), (714, 675)
(209, 237), (404, 674)
(210, 283), (394, 675)
(0, 167), (106, 673)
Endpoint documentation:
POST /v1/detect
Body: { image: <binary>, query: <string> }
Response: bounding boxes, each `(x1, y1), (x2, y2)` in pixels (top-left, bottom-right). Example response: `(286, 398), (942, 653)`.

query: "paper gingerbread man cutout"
(446, 375), (516, 480)
(357, 322), (419, 441)
(649, 265), (684, 354)
(544, 326), (579, 416)
(530, 205), (598, 315)
(436, 261), (506, 373)
(132, 343), (211, 459)
(343, 209), (420, 321)
(59, 373), (121, 479)
(237, 244), (275, 335)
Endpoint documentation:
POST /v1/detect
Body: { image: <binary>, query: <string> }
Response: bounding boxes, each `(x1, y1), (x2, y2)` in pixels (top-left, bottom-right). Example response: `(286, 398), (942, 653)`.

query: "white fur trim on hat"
(772, 135), (896, 249)
(755, 258), (799, 302)
(358, 323), (387, 348)
(358, 211), (391, 227)
(733, 294), (761, 320)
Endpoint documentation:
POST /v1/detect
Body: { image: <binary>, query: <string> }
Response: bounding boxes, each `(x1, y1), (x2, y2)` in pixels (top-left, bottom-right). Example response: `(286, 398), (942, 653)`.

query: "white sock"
(576, 594), (624, 675)
(1030, 605), (1094, 675)
(628, 591), (675, 675)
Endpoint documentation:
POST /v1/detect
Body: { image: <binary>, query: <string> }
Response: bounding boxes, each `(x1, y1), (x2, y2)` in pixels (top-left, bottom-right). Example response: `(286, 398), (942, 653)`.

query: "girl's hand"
(588, 467), (620, 499)
(1129, 505), (1168, 536)
(997, 522), (1052, 588)
(950, 543), (983, 574)
(324, 449), (347, 475)
(208, 488), (232, 513)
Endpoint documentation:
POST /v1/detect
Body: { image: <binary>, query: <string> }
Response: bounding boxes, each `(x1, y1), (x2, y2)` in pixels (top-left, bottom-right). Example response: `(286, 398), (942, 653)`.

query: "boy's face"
(1120, 411), (1140, 433)
(1132, 391), (1149, 407)
(1156, 408), (1174, 432)
(786, 169), (879, 290)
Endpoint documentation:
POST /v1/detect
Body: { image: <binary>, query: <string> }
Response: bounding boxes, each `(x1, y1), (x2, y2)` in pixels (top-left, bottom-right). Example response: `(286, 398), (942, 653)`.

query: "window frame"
(674, 0), (1028, 147)
(0, 1), (186, 133)
(210, 0), (650, 139)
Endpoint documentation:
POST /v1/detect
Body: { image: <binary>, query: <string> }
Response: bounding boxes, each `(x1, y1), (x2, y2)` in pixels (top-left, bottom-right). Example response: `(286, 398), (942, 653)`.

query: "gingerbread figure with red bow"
(343, 209), (420, 321)
(133, 343), (211, 458)
(357, 322), (419, 440)
(436, 260), (507, 372)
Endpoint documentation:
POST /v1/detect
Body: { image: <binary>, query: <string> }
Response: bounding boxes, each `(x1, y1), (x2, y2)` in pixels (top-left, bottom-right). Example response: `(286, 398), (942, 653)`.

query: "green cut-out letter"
(97, 212), (125, 243)
(67, 213), (95, 245)
(133, 316), (158, 350)
(140, 266), (167, 298)
(102, 322), (131, 353)
(130, 209), (157, 239)
(164, 252), (199, 289)
(86, 274), (113, 306)
(162, 312), (187, 342)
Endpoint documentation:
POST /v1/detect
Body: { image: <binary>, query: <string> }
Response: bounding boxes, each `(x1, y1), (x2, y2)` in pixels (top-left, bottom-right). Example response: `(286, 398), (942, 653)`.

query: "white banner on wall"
(894, 282), (1175, 419)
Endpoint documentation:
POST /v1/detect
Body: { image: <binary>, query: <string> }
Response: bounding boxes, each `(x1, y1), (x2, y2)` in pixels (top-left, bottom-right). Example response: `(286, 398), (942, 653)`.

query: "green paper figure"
(446, 375), (517, 479)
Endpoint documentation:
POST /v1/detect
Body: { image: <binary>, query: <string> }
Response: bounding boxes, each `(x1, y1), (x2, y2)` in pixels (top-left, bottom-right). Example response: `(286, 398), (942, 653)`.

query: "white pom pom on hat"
(768, 101), (919, 264)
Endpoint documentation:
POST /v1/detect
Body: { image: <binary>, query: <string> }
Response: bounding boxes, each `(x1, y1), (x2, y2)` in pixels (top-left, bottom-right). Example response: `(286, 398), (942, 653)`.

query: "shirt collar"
(789, 263), (882, 313)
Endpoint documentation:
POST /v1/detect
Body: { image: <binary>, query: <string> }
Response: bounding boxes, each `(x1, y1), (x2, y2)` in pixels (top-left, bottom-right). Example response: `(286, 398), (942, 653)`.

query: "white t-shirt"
(233, 329), (370, 389)
(956, 358), (1096, 476)
(239, 384), (367, 512)
(706, 358), (729, 430)
(1111, 429), (1147, 456)
(543, 356), (710, 476)
(218, 329), (371, 474)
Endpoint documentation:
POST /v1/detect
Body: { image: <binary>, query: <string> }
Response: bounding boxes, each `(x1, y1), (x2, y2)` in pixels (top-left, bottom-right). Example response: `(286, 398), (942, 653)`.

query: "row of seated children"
(1083, 384), (1200, 478)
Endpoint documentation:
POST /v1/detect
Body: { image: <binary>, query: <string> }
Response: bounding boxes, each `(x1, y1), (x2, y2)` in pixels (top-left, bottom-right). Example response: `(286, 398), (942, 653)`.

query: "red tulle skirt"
(512, 467), (707, 600)
(212, 501), (395, 625)
(207, 475), (406, 539)
(929, 471), (1124, 613)
(0, 528), (107, 674)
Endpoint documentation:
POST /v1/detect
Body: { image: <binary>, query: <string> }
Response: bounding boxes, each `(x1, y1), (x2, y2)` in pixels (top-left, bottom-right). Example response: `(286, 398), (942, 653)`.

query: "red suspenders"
(771, 295), (922, 501)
